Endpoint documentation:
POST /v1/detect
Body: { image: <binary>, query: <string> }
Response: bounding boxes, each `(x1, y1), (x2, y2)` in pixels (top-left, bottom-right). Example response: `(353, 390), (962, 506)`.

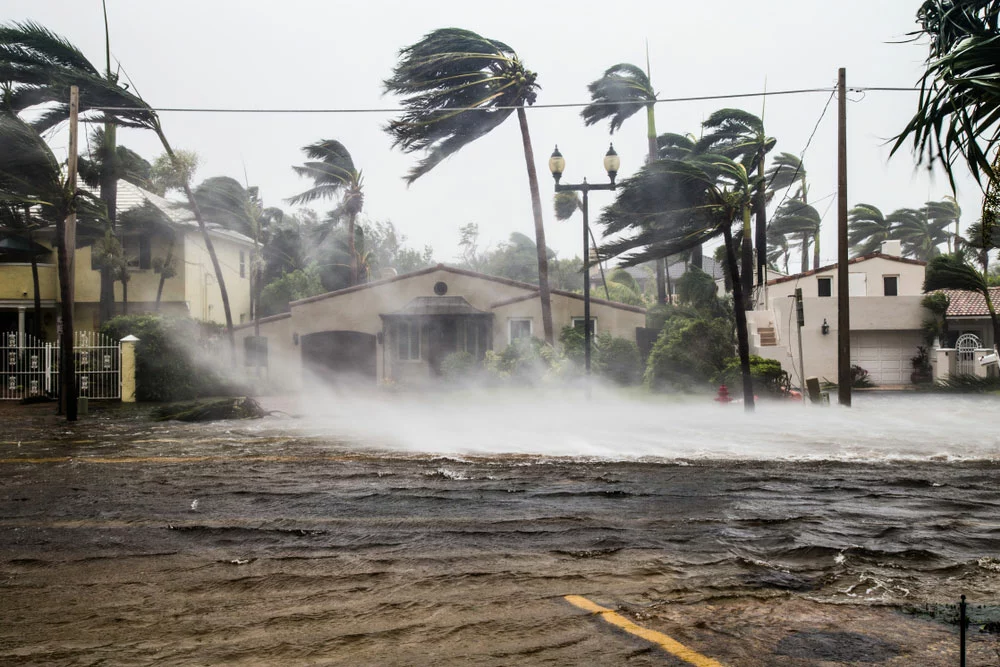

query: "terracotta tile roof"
(766, 252), (927, 286)
(937, 287), (1000, 317)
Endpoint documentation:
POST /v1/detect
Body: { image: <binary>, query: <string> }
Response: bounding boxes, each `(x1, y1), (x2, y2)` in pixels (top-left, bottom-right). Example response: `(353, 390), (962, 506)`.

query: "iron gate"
(955, 333), (982, 376)
(0, 331), (120, 400)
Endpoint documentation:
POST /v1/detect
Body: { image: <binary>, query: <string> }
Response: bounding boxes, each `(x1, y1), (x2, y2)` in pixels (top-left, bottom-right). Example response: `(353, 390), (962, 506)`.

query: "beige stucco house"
(0, 180), (254, 339)
(747, 241), (928, 387)
(234, 265), (646, 390)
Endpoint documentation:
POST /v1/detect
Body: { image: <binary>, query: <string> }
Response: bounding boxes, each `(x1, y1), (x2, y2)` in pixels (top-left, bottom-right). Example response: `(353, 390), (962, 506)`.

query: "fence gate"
(955, 333), (982, 376)
(1, 331), (120, 401)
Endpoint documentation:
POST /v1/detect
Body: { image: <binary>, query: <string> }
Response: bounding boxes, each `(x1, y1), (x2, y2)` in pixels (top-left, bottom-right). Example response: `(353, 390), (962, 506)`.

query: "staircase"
(757, 326), (778, 347)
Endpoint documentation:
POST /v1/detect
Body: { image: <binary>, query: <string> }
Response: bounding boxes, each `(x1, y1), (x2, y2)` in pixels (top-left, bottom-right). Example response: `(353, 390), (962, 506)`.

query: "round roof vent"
(433, 281), (448, 296)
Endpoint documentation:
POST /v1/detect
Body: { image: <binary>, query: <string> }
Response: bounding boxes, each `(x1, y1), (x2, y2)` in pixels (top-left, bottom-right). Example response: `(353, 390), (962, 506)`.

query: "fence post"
(120, 335), (139, 403)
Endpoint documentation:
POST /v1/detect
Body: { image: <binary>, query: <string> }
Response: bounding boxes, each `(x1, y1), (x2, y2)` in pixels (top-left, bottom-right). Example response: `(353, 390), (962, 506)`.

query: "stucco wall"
(490, 294), (645, 347)
(183, 230), (252, 325)
(0, 264), (58, 301)
(767, 255), (925, 302)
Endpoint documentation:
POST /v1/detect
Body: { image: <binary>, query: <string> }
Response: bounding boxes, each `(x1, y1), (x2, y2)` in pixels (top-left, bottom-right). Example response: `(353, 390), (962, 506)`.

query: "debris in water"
(190, 499), (199, 511)
(153, 397), (269, 422)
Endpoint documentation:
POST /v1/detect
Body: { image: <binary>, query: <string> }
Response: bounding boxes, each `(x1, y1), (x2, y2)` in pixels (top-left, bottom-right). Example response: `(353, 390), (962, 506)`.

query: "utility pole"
(58, 85), (80, 421)
(837, 68), (851, 407)
(795, 288), (805, 404)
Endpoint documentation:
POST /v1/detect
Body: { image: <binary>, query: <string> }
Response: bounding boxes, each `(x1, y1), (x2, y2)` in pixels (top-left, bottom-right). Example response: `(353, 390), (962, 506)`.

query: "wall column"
(17, 307), (25, 346)
(120, 334), (139, 403)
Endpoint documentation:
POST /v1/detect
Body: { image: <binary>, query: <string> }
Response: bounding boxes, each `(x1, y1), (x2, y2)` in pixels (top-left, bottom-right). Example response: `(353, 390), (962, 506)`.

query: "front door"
(427, 318), (458, 375)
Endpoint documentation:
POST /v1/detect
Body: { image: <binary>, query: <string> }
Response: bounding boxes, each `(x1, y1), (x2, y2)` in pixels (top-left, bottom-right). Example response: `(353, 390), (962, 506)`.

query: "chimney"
(880, 240), (902, 257)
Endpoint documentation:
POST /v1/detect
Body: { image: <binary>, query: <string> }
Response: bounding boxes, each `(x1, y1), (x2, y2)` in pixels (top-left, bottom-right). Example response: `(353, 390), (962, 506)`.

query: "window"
(509, 318), (532, 343)
(396, 322), (420, 361)
(572, 317), (597, 335)
(883, 275), (898, 296)
(463, 320), (483, 358)
(817, 277), (832, 298)
(239, 251), (246, 278)
(123, 236), (151, 269)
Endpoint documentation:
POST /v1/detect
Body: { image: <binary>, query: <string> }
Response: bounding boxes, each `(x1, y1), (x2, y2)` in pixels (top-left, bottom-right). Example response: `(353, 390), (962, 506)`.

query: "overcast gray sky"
(5, 0), (982, 270)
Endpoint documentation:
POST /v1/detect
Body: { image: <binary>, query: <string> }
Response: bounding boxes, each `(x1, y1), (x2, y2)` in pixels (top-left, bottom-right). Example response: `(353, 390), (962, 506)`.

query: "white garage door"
(850, 331), (922, 386)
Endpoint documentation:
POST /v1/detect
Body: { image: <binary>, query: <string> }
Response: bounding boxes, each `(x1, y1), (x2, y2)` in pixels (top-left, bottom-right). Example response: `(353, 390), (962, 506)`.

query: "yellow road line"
(564, 595), (725, 667)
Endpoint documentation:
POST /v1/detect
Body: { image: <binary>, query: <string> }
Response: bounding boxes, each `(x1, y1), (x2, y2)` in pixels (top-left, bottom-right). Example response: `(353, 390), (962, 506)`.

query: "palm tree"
(656, 132), (701, 270)
(765, 152), (817, 269)
(1, 21), (238, 354)
(598, 154), (757, 410)
(287, 140), (363, 285)
(893, 0), (1000, 188)
(0, 202), (47, 337)
(924, 253), (999, 349)
(925, 196), (961, 252)
(383, 28), (555, 344)
(890, 207), (952, 260)
(770, 198), (822, 271)
(582, 61), (667, 303)
(848, 204), (893, 257)
(695, 109), (775, 305)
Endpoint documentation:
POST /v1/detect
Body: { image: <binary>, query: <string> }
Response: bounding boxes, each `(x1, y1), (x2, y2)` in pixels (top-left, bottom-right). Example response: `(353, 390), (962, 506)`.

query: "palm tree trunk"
(516, 106), (553, 345)
(348, 211), (358, 285)
(800, 232), (811, 272)
(154, 126), (236, 357)
(98, 122), (117, 325)
(121, 273), (128, 315)
(664, 258), (673, 303)
(155, 234), (174, 310)
(741, 206), (753, 309)
(813, 229), (821, 269)
(30, 241), (42, 339)
(754, 148), (767, 287)
(722, 221), (755, 412)
(691, 247), (703, 270)
(645, 101), (668, 305)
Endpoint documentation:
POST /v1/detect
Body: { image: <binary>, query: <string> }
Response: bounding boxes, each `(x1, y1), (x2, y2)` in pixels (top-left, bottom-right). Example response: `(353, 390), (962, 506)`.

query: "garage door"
(300, 331), (377, 385)
(850, 331), (922, 386)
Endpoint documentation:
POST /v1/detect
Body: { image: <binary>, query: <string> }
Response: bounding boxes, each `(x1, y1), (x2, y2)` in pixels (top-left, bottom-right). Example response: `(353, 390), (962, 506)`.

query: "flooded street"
(1, 393), (999, 665)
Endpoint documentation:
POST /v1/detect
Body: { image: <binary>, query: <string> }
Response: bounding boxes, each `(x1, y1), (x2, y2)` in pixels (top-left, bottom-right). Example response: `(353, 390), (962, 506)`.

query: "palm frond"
(581, 62), (654, 133)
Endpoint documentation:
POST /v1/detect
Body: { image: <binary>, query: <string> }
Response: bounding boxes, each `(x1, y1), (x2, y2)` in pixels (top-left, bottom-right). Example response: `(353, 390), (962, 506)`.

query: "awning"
(380, 296), (493, 319)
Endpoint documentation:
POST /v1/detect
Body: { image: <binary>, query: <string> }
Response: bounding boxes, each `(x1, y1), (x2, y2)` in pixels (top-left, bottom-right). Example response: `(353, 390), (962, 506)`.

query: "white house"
(747, 240), (928, 387)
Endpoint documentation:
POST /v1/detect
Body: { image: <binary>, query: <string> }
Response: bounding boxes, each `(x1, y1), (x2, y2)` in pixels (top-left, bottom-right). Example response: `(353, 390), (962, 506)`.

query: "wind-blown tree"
(770, 198), (822, 271)
(695, 109), (776, 304)
(924, 253), (1000, 348)
(582, 61), (667, 303)
(0, 20), (238, 354)
(893, 0), (1000, 188)
(0, 202), (46, 336)
(656, 131), (701, 270)
(925, 196), (962, 252)
(598, 155), (757, 410)
(384, 28), (555, 344)
(848, 203), (893, 257)
(765, 152), (816, 269)
(891, 207), (952, 260)
(766, 221), (793, 273)
(962, 219), (999, 272)
(287, 140), (364, 285)
(552, 190), (610, 299)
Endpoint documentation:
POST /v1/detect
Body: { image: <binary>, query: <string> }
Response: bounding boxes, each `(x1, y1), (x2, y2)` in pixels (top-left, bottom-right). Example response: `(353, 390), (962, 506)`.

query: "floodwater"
(1, 391), (998, 665)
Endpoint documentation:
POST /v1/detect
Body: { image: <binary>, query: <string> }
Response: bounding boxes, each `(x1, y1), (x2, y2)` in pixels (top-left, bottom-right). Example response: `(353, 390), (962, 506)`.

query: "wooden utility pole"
(836, 68), (851, 407)
(58, 85), (80, 421)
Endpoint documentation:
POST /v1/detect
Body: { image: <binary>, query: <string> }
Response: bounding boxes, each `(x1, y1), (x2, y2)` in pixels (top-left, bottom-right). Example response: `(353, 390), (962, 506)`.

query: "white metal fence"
(0, 331), (120, 400)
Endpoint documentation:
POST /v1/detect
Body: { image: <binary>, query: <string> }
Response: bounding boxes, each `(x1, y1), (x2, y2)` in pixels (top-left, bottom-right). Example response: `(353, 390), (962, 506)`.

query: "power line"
(89, 85), (919, 115)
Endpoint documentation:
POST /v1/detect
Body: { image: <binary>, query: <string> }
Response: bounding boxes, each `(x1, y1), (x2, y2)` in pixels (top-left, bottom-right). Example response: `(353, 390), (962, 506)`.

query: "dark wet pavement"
(0, 402), (998, 665)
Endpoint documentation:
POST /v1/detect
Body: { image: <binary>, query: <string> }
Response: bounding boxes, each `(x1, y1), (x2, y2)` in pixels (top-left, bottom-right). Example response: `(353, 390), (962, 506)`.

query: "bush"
(852, 364), (876, 388)
(597, 335), (642, 385)
(715, 355), (791, 397)
(101, 315), (238, 402)
(644, 314), (733, 391)
(484, 337), (561, 384)
(440, 351), (477, 380)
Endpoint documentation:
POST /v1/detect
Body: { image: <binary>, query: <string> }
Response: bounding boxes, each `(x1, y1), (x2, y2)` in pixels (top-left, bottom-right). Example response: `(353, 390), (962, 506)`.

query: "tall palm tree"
(770, 198), (822, 271)
(925, 196), (962, 252)
(893, 0), (1000, 188)
(695, 109), (776, 305)
(287, 140), (363, 285)
(891, 207), (952, 260)
(598, 154), (757, 410)
(582, 61), (667, 303)
(1, 20), (238, 353)
(765, 152), (817, 269)
(656, 132), (701, 270)
(848, 203), (893, 257)
(383, 28), (555, 344)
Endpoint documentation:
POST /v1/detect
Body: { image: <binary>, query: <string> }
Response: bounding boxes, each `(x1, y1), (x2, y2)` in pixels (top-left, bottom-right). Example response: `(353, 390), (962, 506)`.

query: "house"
(617, 255), (726, 301)
(0, 180), (254, 340)
(234, 264), (647, 390)
(747, 240), (928, 387)
(929, 287), (999, 380)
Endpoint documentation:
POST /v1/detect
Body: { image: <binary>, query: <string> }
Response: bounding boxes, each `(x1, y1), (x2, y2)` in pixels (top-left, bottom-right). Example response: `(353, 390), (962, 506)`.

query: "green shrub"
(101, 315), (238, 402)
(441, 351), (477, 379)
(644, 314), (733, 391)
(484, 338), (561, 384)
(597, 335), (642, 385)
(715, 355), (790, 397)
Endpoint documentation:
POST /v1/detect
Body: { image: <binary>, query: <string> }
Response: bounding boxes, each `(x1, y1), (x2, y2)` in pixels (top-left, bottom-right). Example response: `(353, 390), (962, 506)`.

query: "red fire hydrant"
(714, 384), (732, 404)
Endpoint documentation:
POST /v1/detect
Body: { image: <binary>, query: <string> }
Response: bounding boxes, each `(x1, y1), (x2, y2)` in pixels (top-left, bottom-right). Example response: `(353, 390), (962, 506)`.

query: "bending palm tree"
(891, 207), (952, 261)
(924, 253), (999, 349)
(924, 197), (961, 252)
(696, 109), (775, 304)
(770, 198), (821, 271)
(582, 61), (667, 303)
(287, 140), (363, 285)
(598, 154), (757, 410)
(384, 28), (555, 344)
(765, 152), (817, 270)
(848, 204), (893, 257)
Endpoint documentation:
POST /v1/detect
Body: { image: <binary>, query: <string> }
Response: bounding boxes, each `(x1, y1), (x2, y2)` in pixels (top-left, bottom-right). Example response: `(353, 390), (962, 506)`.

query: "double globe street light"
(548, 144), (620, 378)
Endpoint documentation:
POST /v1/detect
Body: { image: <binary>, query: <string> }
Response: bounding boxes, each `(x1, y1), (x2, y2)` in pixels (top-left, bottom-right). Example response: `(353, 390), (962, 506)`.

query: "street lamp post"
(548, 144), (620, 379)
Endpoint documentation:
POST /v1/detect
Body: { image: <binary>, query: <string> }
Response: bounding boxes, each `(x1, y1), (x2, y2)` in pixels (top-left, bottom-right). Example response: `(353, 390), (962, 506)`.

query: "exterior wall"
(183, 230), (252, 325)
(233, 314), (299, 391)
(767, 256), (925, 302)
(490, 295), (645, 348)
(0, 263), (58, 302)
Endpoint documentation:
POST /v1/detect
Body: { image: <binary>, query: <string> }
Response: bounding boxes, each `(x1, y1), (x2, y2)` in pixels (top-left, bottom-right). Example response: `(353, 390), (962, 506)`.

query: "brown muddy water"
(0, 393), (999, 665)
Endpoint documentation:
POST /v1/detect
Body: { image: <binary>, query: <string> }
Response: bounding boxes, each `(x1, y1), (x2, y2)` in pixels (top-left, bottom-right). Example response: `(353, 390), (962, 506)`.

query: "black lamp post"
(548, 144), (620, 379)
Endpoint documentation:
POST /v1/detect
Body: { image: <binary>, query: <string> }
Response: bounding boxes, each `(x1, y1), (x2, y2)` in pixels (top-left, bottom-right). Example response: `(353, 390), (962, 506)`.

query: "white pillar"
(120, 335), (139, 403)
(17, 307), (25, 346)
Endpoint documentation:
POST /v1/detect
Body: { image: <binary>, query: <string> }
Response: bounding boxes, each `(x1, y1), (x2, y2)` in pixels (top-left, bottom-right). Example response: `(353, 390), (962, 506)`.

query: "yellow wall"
(183, 230), (252, 325)
(0, 264), (58, 301)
